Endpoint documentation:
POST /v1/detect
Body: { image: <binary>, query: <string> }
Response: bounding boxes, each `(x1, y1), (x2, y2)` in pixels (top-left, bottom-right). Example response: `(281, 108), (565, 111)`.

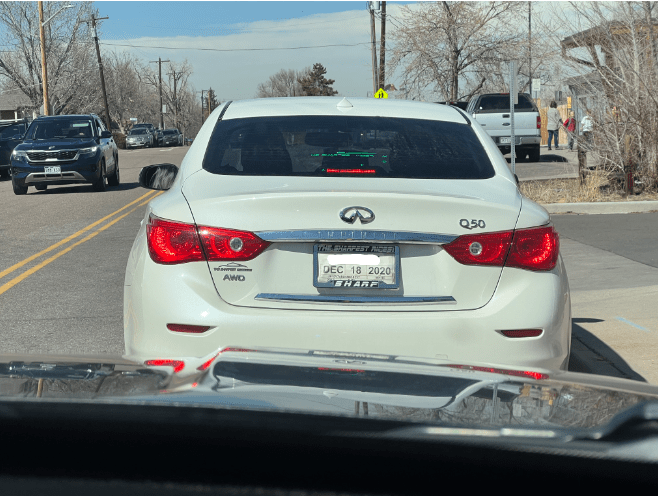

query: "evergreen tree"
(298, 63), (338, 96)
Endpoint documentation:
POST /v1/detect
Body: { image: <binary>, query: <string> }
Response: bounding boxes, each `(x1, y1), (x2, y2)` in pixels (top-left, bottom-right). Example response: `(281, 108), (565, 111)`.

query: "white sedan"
(124, 97), (571, 373)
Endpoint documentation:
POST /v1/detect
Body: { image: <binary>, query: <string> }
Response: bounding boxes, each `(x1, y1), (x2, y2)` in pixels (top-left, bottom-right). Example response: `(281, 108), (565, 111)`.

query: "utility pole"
(150, 57), (170, 129)
(201, 90), (206, 124)
(90, 15), (111, 131)
(528, 1), (532, 96)
(38, 1), (49, 115)
(167, 68), (184, 130)
(368, 2), (379, 94)
(379, 1), (386, 90)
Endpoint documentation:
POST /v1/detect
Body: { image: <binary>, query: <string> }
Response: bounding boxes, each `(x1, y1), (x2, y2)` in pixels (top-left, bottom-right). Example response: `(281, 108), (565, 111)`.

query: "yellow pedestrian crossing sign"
(374, 88), (388, 99)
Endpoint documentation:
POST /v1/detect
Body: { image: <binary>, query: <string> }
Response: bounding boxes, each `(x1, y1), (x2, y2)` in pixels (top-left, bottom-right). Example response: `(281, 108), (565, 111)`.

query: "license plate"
(313, 244), (400, 289)
(44, 166), (61, 174)
(499, 137), (511, 144)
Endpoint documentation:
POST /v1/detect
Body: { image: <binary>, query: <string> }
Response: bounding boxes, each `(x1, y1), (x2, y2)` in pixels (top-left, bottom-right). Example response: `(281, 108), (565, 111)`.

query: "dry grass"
(520, 171), (658, 204)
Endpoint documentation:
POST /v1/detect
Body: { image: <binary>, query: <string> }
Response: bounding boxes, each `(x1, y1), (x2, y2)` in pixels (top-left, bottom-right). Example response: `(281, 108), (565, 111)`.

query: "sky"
(94, 1), (414, 100)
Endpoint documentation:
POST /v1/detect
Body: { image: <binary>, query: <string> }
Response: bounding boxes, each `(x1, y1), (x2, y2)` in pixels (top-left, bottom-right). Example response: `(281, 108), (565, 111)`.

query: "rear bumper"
(495, 136), (541, 148)
(125, 245), (571, 372)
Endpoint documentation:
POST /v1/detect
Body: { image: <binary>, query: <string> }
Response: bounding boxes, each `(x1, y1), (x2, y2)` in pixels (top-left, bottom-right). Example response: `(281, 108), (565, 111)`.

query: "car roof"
(35, 114), (97, 120)
(220, 97), (468, 124)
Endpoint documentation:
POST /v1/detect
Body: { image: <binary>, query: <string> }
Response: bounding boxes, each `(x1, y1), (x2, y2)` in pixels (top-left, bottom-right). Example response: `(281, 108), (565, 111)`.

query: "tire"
(93, 162), (107, 192)
(12, 179), (27, 195)
(35, 184), (47, 191)
(528, 145), (540, 162)
(107, 156), (120, 186)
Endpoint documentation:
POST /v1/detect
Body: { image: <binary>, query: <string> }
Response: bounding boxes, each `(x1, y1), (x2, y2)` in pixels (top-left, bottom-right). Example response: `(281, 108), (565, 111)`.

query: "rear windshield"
(25, 118), (94, 140)
(129, 129), (149, 135)
(473, 94), (537, 113)
(203, 115), (494, 179)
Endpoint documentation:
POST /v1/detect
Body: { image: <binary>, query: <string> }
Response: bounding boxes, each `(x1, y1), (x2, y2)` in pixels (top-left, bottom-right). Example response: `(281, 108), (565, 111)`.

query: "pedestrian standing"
(546, 101), (561, 151)
(563, 111), (576, 150)
(580, 110), (593, 150)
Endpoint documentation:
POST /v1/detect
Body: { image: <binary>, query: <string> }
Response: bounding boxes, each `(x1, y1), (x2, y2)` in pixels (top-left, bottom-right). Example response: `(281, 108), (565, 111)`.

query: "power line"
(100, 41), (371, 52)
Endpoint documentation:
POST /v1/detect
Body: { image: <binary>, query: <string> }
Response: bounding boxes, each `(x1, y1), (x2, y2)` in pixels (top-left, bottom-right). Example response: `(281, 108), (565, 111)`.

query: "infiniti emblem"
(339, 206), (375, 225)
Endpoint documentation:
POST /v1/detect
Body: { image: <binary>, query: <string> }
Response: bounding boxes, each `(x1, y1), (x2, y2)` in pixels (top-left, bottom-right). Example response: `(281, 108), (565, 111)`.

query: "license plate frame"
(44, 166), (61, 174)
(313, 243), (400, 289)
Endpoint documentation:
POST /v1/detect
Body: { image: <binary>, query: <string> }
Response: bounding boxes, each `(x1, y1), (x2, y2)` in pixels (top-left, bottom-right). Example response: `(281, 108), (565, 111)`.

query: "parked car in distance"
(0, 118), (29, 178)
(132, 123), (156, 136)
(153, 129), (164, 147)
(10, 114), (119, 194)
(161, 128), (182, 146)
(466, 93), (541, 162)
(126, 128), (154, 148)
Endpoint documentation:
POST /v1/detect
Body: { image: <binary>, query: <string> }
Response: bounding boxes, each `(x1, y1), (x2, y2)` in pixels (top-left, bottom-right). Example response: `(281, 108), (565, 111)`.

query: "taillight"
(442, 231), (513, 266)
(499, 329), (543, 338)
(443, 226), (559, 271)
(507, 226), (559, 271)
(147, 214), (269, 264)
(144, 359), (185, 373)
(537, 115), (541, 129)
(167, 324), (211, 334)
(197, 226), (270, 261)
(147, 215), (204, 264)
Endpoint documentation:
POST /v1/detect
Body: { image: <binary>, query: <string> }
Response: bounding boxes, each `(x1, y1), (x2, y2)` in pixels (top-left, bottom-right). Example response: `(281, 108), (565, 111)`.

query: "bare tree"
(547, 1), (658, 190)
(256, 68), (309, 97)
(0, 1), (97, 113)
(388, 1), (526, 102)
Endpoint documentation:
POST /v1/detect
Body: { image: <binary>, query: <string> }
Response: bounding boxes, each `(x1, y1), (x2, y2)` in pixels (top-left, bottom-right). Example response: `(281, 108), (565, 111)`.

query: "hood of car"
(4, 350), (658, 432)
(17, 139), (97, 150)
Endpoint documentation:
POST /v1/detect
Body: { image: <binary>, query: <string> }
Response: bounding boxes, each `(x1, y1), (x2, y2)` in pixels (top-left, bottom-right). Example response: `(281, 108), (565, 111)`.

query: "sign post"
(509, 61), (518, 175)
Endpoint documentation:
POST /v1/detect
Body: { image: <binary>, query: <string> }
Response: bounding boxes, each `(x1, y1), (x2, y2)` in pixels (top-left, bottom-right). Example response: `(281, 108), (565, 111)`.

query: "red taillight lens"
(499, 329), (543, 338)
(537, 115), (541, 129)
(198, 226), (270, 261)
(507, 226), (559, 271)
(147, 215), (204, 264)
(147, 214), (269, 264)
(144, 359), (185, 373)
(442, 230), (513, 266)
(167, 324), (212, 334)
(443, 226), (559, 271)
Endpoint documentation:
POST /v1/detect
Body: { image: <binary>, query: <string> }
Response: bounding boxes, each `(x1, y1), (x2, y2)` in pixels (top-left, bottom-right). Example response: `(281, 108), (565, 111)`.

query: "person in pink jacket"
(563, 111), (576, 150)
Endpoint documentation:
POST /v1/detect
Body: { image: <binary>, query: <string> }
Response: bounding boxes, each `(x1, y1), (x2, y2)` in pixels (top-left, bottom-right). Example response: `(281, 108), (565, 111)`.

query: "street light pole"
(90, 15), (111, 131)
(38, 1), (49, 115)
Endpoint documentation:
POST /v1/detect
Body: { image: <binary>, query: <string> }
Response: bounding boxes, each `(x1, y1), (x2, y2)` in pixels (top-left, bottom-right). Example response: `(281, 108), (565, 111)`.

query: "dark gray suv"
(10, 114), (119, 195)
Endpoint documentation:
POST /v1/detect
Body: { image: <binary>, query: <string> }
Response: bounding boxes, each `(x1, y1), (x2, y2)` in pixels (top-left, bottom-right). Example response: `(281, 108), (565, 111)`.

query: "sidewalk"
(512, 145), (580, 181)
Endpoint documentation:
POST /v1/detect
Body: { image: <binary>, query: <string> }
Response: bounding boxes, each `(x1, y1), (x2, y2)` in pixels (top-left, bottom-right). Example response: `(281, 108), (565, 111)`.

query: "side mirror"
(139, 163), (178, 190)
(101, 130), (112, 138)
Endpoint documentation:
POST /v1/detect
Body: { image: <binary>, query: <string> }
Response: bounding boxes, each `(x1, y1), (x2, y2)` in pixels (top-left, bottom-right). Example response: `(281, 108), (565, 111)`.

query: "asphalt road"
(0, 146), (187, 356)
(1, 149), (656, 384)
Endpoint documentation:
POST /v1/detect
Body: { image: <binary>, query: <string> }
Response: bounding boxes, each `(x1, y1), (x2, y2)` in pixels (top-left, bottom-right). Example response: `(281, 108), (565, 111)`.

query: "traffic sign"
(374, 88), (388, 99)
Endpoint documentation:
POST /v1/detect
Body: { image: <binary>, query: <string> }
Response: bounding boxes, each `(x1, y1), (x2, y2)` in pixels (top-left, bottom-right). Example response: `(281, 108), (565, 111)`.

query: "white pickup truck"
(465, 93), (541, 162)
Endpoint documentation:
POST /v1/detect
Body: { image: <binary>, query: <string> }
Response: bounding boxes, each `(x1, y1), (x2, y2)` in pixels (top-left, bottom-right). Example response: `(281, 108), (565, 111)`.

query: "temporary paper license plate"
(499, 137), (512, 144)
(44, 166), (61, 174)
(313, 244), (399, 289)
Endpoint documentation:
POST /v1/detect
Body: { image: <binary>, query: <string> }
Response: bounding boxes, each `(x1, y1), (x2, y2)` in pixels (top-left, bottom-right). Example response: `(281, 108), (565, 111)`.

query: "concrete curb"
(542, 200), (658, 215)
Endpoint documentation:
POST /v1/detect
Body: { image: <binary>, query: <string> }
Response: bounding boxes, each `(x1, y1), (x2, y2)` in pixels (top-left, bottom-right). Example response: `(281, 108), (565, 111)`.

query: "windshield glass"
(129, 129), (148, 135)
(204, 116), (494, 178)
(25, 118), (94, 140)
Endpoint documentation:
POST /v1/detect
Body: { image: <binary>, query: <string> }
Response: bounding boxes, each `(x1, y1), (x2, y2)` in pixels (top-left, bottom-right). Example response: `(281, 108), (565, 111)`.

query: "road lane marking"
(0, 190), (157, 281)
(615, 316), (651, 333)
(0, 192), (163, 296)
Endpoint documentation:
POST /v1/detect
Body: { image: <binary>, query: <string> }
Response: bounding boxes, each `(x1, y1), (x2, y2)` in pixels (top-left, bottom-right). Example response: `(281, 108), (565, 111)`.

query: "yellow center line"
(0, 191), (163, 297)
(0, 190), (157, 281)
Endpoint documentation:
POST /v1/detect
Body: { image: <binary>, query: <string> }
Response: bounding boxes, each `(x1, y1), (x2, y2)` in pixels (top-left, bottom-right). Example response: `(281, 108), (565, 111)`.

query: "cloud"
(103, 8), (386, 100)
